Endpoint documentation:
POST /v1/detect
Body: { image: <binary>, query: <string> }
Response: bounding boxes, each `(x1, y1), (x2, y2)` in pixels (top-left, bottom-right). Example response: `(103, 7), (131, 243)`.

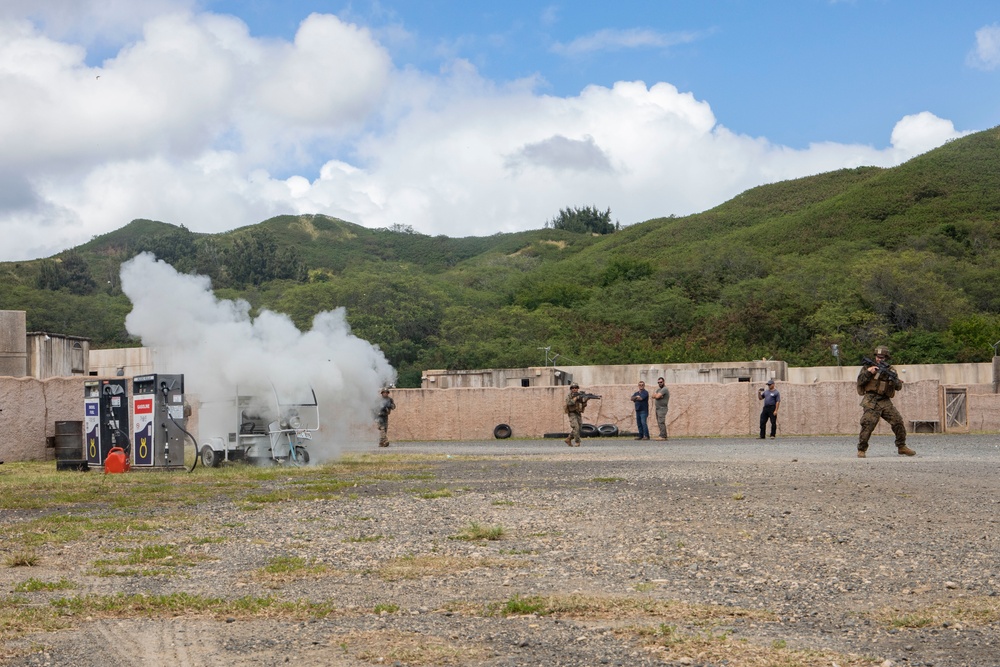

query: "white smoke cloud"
(119, 253), (395, 460)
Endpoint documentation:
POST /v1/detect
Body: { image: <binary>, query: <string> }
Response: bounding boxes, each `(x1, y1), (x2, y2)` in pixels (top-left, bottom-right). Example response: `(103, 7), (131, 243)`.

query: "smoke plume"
(120, 253), (395, 459)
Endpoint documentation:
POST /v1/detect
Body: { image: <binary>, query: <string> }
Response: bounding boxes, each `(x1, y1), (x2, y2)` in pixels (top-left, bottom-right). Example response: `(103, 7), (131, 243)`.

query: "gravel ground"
(3, 434), (1000, 667)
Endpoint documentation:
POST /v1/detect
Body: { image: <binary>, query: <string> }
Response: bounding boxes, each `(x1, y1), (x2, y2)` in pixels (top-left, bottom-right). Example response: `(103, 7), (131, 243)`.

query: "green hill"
(3, 126), (1000, 386)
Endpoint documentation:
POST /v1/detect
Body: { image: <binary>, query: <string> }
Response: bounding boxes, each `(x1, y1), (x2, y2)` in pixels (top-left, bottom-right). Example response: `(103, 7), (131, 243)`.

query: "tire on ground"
(597, 424), (619, 437)
(580, 423), (599, 438)
(493, 423), (512, 439)
(543, 432), (571, 439)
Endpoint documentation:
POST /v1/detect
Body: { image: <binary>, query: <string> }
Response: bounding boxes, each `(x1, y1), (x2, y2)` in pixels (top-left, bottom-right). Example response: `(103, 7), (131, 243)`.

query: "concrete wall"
(0, 310), (27, 377)
(0, 376), (87, 461)
(788, 363), (995, 384)
(90, 347), (154, 378)
(421, 367), (573, 389)
(386, 379), (945, 442)
(3, 375), (997, 462)
(547, 360), (788, 386)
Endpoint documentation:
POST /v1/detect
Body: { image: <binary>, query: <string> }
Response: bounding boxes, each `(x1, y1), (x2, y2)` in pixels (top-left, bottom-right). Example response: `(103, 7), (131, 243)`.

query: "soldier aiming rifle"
(564, 384), (600, 447)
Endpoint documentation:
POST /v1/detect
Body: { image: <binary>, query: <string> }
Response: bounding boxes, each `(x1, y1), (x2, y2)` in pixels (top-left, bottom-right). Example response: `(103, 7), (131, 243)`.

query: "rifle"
(861, 357), (899, 384)
(578, 392), (602, 401)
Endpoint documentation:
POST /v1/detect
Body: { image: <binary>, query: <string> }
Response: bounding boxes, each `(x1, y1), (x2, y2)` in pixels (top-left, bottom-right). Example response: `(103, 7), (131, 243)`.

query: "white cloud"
(967, 23), (1000, 70)
(889, 112), (971, 155)
(551, 28), (701, 57)
(0, 7), (974, 261)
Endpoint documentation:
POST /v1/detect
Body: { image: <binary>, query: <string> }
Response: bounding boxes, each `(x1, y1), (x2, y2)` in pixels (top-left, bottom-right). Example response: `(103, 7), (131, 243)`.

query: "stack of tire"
(542, 423), (619, 439)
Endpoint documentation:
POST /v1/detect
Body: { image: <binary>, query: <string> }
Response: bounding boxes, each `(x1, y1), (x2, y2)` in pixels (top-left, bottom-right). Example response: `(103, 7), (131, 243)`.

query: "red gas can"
(104, 447), (130, 474)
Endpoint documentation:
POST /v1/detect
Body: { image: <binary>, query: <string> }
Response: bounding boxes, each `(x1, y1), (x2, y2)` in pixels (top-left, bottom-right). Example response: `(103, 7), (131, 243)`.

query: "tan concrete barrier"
(0, 376), (994, 461)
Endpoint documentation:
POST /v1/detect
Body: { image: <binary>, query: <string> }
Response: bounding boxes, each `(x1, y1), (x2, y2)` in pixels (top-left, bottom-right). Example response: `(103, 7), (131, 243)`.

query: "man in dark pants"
(758, 379), (780, 439)
(630, 381), (650, 440)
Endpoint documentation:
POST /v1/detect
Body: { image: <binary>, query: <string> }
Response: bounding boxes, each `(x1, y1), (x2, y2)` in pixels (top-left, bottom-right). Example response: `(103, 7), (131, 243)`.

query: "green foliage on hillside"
(4, 127), (1000, 386)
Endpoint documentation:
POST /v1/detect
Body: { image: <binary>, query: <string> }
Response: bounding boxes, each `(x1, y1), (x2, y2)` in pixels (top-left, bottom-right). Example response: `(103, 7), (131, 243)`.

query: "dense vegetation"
(3, 126), (1000, 386)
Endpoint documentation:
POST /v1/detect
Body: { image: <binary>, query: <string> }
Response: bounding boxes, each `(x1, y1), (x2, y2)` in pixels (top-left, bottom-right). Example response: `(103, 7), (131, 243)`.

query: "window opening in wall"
(521, 379), (530, 387)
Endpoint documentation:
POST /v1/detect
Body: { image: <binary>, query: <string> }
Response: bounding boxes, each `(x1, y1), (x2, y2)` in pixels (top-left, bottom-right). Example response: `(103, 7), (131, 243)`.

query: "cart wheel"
(200, 445), (221, 468)
(294, 446), (310, 464)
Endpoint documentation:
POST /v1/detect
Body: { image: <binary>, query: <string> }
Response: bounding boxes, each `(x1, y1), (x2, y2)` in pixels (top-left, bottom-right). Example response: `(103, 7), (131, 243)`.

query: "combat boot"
(857, 450), (866, 458)
(565, 437), (573, 447)
(897, 445), (916, 456)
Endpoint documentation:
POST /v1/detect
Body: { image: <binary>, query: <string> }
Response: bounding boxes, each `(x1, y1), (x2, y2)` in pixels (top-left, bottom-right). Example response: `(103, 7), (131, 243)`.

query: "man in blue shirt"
(630, 381), (650, 440)
(758, 379), (780, 439)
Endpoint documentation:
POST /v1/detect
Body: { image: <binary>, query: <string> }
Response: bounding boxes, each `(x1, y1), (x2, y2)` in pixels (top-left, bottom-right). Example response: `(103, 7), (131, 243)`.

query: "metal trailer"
(198, 385), (319, 467)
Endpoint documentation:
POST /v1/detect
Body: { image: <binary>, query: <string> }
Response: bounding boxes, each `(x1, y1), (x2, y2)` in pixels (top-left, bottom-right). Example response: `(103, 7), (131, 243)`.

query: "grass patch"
(90, 543), (198, 576)
(49, 592), (337, 619)
(871, 596), (1000, 628)
(376, 555), (515, 581)
(373, 603), (399, 614)
(499, 594), (547, 616)
(489, 593), (776, 622)
(629, 623), (878, 667)
(450, 522), (504, 541)
(13, 578), (76, 592)
(330, 629), (488, 665)
(414, 487), (453, 499)
(0, 592), (337, 644)
(5, 552), (39, 567)
(591, 477), (623, 483)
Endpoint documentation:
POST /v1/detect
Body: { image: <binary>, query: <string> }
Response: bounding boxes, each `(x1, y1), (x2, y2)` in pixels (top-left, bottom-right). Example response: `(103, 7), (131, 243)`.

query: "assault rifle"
(861, 357), (899, 384)
(578, 392), (602, 401)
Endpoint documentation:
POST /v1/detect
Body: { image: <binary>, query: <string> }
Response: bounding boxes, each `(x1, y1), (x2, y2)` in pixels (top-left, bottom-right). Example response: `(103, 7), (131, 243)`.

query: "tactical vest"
(859, 371), (896, 398)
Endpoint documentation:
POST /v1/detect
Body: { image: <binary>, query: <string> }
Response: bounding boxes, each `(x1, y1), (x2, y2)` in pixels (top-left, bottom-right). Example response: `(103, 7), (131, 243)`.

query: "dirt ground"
(2, 434), (1000, 667)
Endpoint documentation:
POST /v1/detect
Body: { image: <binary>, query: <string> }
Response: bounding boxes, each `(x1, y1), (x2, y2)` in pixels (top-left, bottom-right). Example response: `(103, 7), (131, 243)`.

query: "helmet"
(570, 383), (579, 389)
(380, 388), (390, 394)
(874, 346), (890, 358)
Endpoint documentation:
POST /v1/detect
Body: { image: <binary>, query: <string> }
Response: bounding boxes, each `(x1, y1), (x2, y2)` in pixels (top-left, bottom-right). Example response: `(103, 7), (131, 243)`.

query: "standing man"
(857, 346), (915, 458)
(376, 388), (396, 448)
(758, 379), (780, 439)
(564, 383), (587, 447)
(630, 380), (650, 440)
(652, 377), (670, 440)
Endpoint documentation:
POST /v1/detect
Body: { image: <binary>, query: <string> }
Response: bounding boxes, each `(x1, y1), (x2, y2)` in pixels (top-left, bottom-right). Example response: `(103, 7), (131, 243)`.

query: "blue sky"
(1, 0), (997, 259)
(202, 0), (1000, 148)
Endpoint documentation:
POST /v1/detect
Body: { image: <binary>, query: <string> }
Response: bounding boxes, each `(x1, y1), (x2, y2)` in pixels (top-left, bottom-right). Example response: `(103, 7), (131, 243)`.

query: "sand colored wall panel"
(0, 376), (988, 461)
(0, 377), (87, 461)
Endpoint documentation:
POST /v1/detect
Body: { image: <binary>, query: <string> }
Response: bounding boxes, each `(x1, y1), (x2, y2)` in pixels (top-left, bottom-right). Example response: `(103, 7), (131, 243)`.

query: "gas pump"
(83, 379), (130, 468)
(131, 374), (186, 469)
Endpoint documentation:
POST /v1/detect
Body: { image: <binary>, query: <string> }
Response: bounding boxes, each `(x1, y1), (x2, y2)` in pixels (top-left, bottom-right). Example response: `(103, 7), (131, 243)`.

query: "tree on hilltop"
(546, 206), (618, 234)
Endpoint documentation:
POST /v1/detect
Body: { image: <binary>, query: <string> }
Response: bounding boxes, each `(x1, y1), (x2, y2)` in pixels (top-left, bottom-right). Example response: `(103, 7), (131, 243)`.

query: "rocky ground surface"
(2, 434), (1000, 667)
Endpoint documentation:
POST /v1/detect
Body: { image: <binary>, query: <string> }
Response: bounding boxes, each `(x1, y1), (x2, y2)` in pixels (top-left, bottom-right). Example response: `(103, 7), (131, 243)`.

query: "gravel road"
(3, 434), (1000, 667)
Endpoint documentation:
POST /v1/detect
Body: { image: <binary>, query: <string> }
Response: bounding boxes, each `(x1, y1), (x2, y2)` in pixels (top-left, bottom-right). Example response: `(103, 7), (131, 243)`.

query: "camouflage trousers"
(377, 418), (389, 447)
(567, 412), (582, 444)
(858, 393), (906, 451)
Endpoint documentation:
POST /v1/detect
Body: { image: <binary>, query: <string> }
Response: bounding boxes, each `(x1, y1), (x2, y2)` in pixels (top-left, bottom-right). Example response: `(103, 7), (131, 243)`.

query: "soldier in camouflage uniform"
(376, 388), (396, 448)
(856, 346), (915, 458)
(564, 384), (587, 447)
